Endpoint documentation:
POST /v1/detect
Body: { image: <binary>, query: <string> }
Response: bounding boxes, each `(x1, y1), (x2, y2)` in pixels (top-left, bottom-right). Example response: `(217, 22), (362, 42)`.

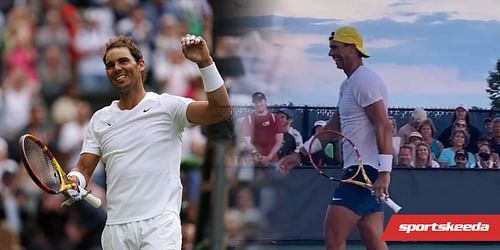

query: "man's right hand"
(277, 152), (302, 174)
(62, 175), (81, 201)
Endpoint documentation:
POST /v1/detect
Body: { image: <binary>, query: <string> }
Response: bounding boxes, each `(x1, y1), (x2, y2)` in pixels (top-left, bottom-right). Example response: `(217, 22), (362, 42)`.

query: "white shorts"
(101, 210), (182, 250)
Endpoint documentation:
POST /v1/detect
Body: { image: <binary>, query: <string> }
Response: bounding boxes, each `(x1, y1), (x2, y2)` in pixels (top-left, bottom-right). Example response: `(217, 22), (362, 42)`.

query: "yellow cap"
(332, 26), (369, 58)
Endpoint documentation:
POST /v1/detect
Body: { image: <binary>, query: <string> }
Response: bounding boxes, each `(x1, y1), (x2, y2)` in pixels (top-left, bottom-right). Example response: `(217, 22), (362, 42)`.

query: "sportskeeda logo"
(399, 222), (490, 234)
(382, 215), (500, 241)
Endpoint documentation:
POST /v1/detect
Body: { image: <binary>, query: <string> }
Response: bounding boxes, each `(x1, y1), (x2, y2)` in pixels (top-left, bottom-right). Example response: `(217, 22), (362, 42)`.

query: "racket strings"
(24, 139), (61, 191)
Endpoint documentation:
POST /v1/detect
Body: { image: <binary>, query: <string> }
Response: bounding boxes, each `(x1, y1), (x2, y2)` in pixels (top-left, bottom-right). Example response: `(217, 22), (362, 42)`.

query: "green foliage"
(486, 60), (500, 109)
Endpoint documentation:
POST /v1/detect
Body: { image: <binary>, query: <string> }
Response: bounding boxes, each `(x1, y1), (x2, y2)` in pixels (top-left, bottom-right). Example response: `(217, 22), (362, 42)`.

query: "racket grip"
(62, 197), (77, 207)
(79, 188), (101, 208)
(83, 193), (102, 208)
(382, 197), (402, 213)
(61, 187), (102, 208)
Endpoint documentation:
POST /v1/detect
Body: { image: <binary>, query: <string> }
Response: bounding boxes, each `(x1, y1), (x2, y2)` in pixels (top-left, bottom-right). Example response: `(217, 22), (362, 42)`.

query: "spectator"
(116, 5), (154, 73)
(275, 109), (296, 160)
(414, 142), (440, 168)
(489, 118), (500, 155)
(238, 92), (283, 166)
(407, 131), (423, 147)
(417, 119), (443, 159)
(226, 186), (267, 243)
(438, 104), (481, 153)
(74, 8), (113, 94)
(474, 142), (499, 169)
(36, 10), (69, 52)
(181, 0), (214, 48)
(312, 120), (326, 135)
(180, 125), (206, 205)
(57, 101), (91, 168)
(398, 107), (427, 144)
(484, 117), (493, 140)
(449, 149), (469, 168)
(277, 108), (303, 148)
(0, 218), (21, 250)
(304, 120), (341, 166)
(15, 102), (56, 151)
(142, 0), (185, 34)
(397, 144), (414, 168)
(50, 83), (81, 127)
(38, 45), (72, 99)
(438, 130), (475, 168)
(389, 116), (401, 161)
(153, 44), (199, 96)
(2, 5), (38, 89)
(154, 14), (184, 56)
(0, 138), (17, 190)
(0, 69), (35, 142)
(1, 162), (22, 235)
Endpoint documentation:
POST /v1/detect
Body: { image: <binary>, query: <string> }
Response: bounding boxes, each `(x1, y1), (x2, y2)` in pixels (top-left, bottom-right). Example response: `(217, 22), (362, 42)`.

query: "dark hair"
(103, 36), (145, 80)
(451, 109), (470, 125)
(328, 32), (335, 40)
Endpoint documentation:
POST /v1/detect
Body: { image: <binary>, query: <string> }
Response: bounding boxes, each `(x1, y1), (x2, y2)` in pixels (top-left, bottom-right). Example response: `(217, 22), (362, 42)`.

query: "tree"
(486, 59), (500, 109)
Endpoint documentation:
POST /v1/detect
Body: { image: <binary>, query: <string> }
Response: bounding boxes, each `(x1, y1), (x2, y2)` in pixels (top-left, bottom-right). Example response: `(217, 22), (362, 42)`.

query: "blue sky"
(227, 0), (500, 109)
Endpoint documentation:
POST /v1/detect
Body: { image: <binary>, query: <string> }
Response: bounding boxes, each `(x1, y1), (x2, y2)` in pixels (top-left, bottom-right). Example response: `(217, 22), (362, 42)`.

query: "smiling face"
(451, 131), (466, 147)
(328, 40), (356, 70)
(416, 144), (429, 161)
(104, 47), (145, 92)
(252, 99), (267, 114)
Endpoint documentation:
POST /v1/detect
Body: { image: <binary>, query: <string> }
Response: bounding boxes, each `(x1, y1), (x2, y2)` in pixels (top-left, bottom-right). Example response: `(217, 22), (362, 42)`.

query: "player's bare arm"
(68, 153), (101, 189)
(364, 100), (394, 198)
(181, 34), (232, 125)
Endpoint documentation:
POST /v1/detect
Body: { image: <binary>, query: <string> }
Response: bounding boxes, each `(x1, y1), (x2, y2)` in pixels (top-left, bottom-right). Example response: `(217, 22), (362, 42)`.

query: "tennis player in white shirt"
(65, 34), (231, 249)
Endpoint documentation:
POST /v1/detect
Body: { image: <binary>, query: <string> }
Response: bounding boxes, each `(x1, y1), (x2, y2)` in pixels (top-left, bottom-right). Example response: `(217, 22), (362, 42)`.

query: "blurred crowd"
(234, 92), (500, 170)
(389, 106), (499, 169)
(0, 0), (232, 249)
(1, 0), (498, 249)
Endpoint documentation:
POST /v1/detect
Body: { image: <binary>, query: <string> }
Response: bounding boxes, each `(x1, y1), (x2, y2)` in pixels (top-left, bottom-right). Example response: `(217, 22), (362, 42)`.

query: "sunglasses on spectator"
(455, 123), (467, 127)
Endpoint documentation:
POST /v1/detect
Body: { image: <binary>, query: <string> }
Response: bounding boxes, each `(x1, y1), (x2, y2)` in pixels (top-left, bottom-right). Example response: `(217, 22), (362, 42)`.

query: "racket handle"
(80, 188), (102, 208)
(62, 197), (77, 207)
(61, 187), (102, 208)
(83, 193), (102, 208)
(382, 197), (402, 213)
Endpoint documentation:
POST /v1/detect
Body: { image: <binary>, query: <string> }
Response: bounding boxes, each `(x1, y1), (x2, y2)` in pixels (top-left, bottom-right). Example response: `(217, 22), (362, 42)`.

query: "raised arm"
(181, 34), (232, 125)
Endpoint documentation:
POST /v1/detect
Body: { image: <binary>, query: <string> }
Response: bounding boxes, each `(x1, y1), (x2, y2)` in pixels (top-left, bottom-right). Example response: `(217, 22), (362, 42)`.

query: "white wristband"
(199, 63), (224, 92)
(302, 137), (322, 154)
(378, 154), (393, 172)
(67, 171), (86, 188)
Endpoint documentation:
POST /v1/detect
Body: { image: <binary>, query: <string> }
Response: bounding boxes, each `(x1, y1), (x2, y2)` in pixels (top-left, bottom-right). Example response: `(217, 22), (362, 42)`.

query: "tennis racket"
(307, 130), (402, 213)
(19, 134), (101, 208)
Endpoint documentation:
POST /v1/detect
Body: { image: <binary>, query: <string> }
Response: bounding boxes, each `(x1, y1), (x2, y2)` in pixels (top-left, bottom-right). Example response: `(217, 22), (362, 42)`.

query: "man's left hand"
(372, 171), (391, 199)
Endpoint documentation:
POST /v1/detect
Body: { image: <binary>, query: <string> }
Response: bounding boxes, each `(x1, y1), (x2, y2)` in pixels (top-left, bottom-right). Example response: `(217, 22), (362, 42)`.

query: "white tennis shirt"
(337, 65), (388, 170)
(82, 92), (193, 225)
